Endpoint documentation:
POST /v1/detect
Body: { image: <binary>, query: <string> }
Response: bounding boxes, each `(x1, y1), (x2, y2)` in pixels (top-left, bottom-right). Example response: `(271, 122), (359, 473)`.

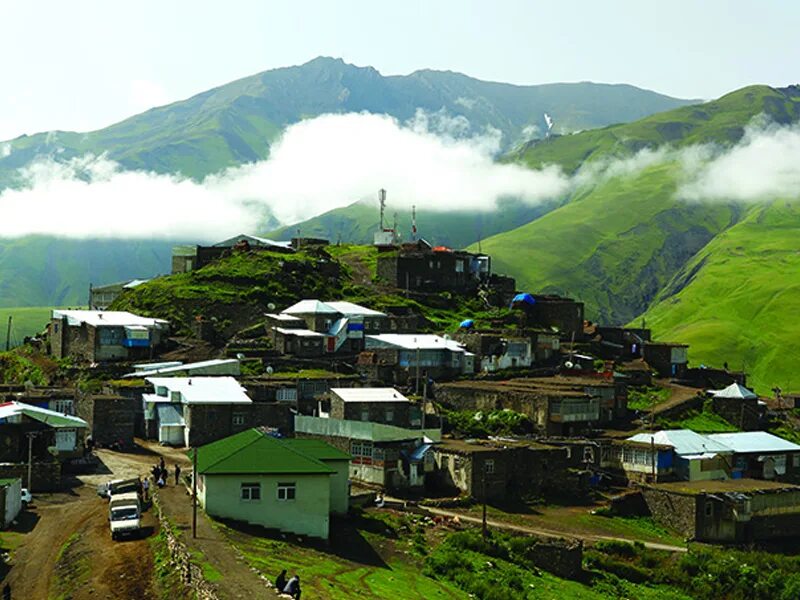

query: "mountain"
(0, 57), (697, 308)
(474, 84), (800, 392)
(266, 197), (560, 249)
(0, 57), (696, 184)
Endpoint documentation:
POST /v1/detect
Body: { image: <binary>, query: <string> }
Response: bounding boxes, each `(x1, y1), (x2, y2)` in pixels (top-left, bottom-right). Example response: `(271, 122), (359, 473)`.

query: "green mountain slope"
(267, 197), (559, 249)
(475, 85), (800, 324)
(0, 57), (695, 184)
(639, 200), (800, 393)
(0, 238), (172, 307)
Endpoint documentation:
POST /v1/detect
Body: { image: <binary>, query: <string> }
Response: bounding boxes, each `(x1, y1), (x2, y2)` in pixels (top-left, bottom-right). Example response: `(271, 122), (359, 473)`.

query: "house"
(143, 377), (270, 447)
(706, 431), (800, 481)
(171, 234), (294, 273)
(376, 239), (494, 293)
(642, 342), (689, 379)
(364, 334), (475, 382)
(0, 401), (88, 460)
(641, 479), (800, 543)
(0, 478), (22, 527)
(432, 438), (586, 501)
(76, 395), (136, 449)
(0, 386), (76, 416)
(627, 430), (733, 481)
(125, 358), (241, 378)
(708, 383), (762, 430)
(48, 310), (169, 363)
(510, 294), (585, 342)
(294, 414), (441, 490)
(193, 428), (350, 539)
(436, 376), (627, 436)
(601, 439), (676, 484)
(590, 326), (651, 360)
(89, 279), (150, 310)
(267, 300), (388, 357)
(452, 332), (533, 372)
(324, 388), (422, 428)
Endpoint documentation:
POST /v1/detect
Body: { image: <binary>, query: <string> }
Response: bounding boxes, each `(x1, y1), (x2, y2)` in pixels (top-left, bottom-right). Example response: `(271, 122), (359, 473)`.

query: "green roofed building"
(192, 428), (350, 539)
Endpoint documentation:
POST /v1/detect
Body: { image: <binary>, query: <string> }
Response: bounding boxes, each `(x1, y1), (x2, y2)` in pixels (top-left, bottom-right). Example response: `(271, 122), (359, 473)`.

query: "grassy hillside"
(0, 306), (60, 349)
(267, 197), (559, 249)
(0, 57), (695, 184)
(476, 85), (800, 325)
(639, 200), (800, 394)
(0, 237), (172, 308)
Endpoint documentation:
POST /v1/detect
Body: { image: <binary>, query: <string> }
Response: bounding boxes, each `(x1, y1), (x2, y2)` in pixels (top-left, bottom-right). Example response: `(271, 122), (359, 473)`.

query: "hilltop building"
(171, 234), (294, 274)
(48, 310), (169, 363)
(89, 278), (150, 310)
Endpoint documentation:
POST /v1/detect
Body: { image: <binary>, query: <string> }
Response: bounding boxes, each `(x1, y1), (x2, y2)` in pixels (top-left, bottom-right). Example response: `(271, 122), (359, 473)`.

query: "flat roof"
(324, 301), (386, 317)
(52, 310), (167, 328)
(331, 387), (410, 403)
(265, 313), (303, 321)
(707, 431), (800, 453)
(144, 377), (251, 405)
(648, 479), (800, 496)
(628, 430), (732, 456)
(438, 438), (554, 453)
(128, 359), (239, 377)
(366, 334), (466, 352)
(273, 327), (325, 337)
(0, 401), (88, 429)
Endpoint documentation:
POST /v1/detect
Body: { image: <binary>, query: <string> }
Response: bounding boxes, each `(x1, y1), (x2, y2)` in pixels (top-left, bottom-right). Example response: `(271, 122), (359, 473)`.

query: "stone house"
(171, 234), (294, 273)
(48, 310), (169, 363)
(601, 439), (676, 484)
(628, 430), (733, 481)
(324, 387), (422, 428)
(432, 438), (585, 501)
(0, 401), (88, 462)
(0, 386), (77, 416)
(706, 431), (800, 482)
(511, 294), (585, 342)
(89, 278), (150, 310)
(452, 332), (533, 373)
(436, 376), (627, 436)
(294, 414), (441, 490)
(193, 428), (349, 540)
(642, 342), (689, 379)
(143, 377), (291, 447)
(708, 383), (762, 430)
(641, 479), (800, 543)
(364, 334), (475, 382)
(76, 394), (136, 448)
(125, 358), (241, 378)
(590, 326), (651, 360)
(376, 239), (493, 293)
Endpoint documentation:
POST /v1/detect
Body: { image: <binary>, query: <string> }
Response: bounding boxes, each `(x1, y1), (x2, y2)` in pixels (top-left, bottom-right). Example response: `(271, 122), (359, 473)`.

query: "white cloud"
(678, 123), (800, 202)
(0, 112), (570, 240)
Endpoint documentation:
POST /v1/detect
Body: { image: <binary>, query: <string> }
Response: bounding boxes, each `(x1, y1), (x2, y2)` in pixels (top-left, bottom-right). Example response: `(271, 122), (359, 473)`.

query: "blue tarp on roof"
(511, 293), (535, 307)
(459, 319), (474, 329)
(402, 443), (433, 463)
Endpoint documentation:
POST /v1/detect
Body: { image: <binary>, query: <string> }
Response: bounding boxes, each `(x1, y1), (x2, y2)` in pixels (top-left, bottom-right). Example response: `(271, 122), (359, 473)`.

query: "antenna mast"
(411, 205), (417, 241)
(379, 189), (387, 230)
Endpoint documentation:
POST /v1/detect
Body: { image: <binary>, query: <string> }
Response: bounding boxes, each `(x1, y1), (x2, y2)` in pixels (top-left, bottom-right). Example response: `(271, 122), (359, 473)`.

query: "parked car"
(96, 482), (110, 498)
(21, 488), (32, 508)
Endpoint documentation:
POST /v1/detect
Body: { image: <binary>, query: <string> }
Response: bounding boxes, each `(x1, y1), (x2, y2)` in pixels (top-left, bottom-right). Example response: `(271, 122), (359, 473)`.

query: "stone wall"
(77, 395), (136, 447)
(186, 403), (293, 447)
(712, 397), (761, 430)
(0, 461), (61, 492)
(641, 487), (697, 538)
(526, 539), (583, 580)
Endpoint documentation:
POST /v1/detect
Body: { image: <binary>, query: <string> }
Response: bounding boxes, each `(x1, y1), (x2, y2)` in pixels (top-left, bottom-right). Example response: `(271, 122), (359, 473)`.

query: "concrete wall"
(323, 458), (350, 515)
(201, 473), (331, 539)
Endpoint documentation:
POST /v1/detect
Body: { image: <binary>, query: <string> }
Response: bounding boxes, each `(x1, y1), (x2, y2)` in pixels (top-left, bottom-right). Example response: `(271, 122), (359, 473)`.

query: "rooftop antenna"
(411, 205), (417, 241)
(378, 188), (387, 230)
(392, 212), (398, 240)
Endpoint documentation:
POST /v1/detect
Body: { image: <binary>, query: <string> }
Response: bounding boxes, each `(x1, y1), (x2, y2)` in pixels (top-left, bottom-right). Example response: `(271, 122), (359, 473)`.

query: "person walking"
(142, 477), (150, 501)
(283, 575), (301, 599)
(274, 569), (288, 592)
(174, 464), (182, 485)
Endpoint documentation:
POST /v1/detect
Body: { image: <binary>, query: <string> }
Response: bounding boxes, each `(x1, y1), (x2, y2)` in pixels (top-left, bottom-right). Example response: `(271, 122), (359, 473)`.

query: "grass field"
(0, 306), (58, 349)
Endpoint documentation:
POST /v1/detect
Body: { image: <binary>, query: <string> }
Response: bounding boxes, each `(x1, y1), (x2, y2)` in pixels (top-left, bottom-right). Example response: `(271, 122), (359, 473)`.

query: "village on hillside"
(1, 196), (800, 599)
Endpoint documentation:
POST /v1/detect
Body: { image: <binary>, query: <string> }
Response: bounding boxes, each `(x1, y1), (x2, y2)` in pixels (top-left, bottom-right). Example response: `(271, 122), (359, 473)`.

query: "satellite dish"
(266, 365), (274, 375)
(443, 334), (451, 340)
(236, 353), (245, 360)
(267, 303), (276, 311)
(564, 361), (574, 370)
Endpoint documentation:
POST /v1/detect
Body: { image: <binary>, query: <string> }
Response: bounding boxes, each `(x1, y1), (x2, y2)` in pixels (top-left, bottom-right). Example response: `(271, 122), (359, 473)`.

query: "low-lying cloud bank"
(1, 113), (800, 241)
(0, 112), (568, 240)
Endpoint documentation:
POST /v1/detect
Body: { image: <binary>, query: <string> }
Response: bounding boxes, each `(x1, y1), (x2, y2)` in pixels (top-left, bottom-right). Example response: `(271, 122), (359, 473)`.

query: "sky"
(0, 0), (798, 140)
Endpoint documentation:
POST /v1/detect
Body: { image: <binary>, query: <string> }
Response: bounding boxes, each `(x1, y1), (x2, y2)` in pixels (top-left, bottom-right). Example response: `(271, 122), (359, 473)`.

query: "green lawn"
(0, 306), (58, 349)
(627, 386), (671, 411)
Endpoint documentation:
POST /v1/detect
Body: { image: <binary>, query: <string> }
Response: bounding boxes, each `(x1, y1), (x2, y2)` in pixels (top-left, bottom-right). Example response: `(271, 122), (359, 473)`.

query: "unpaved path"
(419, 506), (687, 553)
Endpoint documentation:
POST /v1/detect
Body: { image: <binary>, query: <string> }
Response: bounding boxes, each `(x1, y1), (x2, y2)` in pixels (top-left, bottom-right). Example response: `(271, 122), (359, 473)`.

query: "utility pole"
(27, 432), (35, 491)
(5, 316), (11, 352)
(192, 446), (198, 538)
(481, 465), (488, 541)
(415, 340), (421, 396)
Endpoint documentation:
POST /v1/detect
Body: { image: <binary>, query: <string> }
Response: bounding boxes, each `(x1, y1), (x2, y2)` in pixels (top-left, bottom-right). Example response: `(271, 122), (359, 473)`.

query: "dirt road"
(5, 447), (161, 599)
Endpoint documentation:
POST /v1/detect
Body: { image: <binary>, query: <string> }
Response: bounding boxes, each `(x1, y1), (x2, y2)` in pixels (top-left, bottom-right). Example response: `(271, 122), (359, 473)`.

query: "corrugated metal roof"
(130, 359), (240, 377)
(627, 430), (732, 456)
(331, 388), (410, 403)
(709, 383), (757, 400)
(365, 334), (466, 352)
(282, 300), (339, 315)
(0, 401), (88, 429)
(707, 431), (800, 453)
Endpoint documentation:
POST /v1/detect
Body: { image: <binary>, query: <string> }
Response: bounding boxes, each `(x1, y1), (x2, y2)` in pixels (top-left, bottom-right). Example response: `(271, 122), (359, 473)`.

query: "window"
(704, 502), (713, 517)
(276, 388), (297, 403)
(484, 459), (495, 474)
(241, 483), (261, 501)
(53, 399), (74, 415)
(361, 409), (370, 422)
(277, 482), (296, 501)
(793, 453), (800, 468)
(385, 408), (394, 422)
(232, 413), (245, 426)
